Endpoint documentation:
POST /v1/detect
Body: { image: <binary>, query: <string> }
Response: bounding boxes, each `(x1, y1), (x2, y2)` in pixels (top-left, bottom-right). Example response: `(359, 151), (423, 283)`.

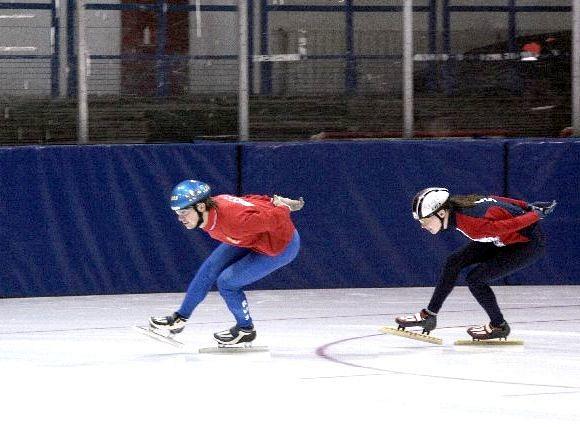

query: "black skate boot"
(214, 325), (256, 346)
(395, 309), (437, 334)
(467, 321), (510, 341)
(149, 312), (187, 334)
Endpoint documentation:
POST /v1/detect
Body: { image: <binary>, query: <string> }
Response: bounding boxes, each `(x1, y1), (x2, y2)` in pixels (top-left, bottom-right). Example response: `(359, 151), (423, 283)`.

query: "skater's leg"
(177, 243), (249, 318)
(466, 283), (504, 326)
(216, 231), (300, 327)
(466, 230), (545, 326)
(427, 242), (495, 314)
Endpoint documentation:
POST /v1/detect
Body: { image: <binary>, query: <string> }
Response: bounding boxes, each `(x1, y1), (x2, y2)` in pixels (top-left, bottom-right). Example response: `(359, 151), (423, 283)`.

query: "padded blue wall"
(240, 140), (505, 289)
(1, 138), (577, 298)
(506, 139), (580, 285)
(0, 143), (238, 297)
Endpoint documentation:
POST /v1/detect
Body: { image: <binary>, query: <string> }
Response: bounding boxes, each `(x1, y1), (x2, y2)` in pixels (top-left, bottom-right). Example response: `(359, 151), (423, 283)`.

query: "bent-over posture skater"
(396, 187), (556, 340)
(149, 179), (304, 346)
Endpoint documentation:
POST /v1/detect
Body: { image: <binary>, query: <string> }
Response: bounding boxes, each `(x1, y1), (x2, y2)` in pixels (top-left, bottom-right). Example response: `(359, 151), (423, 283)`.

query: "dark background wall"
(0, 138), (576, 298)
(506, 140), (580, 285)
(0, 143), (238, 297)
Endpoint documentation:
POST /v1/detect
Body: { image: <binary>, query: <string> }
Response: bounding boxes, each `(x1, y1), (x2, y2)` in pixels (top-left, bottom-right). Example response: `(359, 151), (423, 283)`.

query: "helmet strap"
(194, 207), (205, 228)
(435, 210), (447, 231)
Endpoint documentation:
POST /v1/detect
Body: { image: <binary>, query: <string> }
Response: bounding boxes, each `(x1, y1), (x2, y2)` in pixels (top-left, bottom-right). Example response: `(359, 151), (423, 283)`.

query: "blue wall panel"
(506, 139), (580, 285)
(240, 139), (506, 289)
(3, 138), (577, 299)
(0, 143), (238, 298)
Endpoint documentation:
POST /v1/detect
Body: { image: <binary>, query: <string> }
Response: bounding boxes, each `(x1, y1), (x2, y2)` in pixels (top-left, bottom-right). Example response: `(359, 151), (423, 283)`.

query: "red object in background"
(521, 41), (541, 57)
(310, 130), (521, 140)
(121, 0), (189, 96)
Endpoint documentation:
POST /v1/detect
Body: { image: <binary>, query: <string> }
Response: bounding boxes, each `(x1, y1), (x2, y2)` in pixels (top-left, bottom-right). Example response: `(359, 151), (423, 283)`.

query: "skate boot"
(214, 325), (256, 346)
(395, 309), (437, 334)
(467, 321), (510, 341)
(149, 312), (187, 334)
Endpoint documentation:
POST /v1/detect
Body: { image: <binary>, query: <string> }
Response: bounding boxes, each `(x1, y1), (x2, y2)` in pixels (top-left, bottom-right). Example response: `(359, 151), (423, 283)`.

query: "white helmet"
(412, 187), (450, 220)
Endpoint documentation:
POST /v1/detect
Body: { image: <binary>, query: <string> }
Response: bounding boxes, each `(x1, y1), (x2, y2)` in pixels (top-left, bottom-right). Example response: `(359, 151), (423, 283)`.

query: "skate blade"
(454, 338), (524, 346)
(380, 326), (443, 345)
(198, 345), (269, 354)
(134, 326), (184, 348)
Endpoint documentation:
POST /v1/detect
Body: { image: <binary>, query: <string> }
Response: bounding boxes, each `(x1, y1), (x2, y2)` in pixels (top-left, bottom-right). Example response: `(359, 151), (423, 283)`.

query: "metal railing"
(0, 0), (577, 143)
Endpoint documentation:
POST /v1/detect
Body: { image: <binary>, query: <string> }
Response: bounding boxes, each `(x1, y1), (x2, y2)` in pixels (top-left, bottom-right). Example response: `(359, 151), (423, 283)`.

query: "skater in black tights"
(396, 187), (556, 340)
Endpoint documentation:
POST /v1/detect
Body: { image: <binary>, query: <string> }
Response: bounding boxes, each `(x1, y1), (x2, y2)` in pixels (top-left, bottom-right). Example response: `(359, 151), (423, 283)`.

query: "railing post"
(573, 0), (580, 135)
(345, 0), (356, 93)
(156, 0), (169, 97)
(239, 0), (250, 141)
(76, 0), (89, 144)
(403, 0), (414, 138)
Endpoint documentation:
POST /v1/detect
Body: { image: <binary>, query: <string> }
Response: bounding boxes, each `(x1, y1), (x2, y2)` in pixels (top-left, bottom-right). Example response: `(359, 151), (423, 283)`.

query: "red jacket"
(202, 194), (296, 256)
(451, 196), (541, 247)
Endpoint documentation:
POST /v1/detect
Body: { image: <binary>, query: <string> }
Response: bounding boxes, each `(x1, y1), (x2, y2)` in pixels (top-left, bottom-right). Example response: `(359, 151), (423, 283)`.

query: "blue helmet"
(170, 180), (211, 211)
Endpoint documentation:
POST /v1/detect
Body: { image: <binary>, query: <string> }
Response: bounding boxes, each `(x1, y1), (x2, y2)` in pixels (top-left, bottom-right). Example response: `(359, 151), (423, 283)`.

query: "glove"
(529, 200), (557, 219)
(272, 195), (305, 212)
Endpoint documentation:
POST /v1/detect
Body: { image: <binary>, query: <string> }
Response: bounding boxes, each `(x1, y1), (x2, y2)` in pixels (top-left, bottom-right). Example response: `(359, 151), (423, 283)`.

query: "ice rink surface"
(1, 286), (579, 427)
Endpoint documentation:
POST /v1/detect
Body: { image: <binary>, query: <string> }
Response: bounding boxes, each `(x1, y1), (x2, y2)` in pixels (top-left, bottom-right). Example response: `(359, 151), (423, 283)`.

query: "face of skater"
(418, 210), (449, 234)
(175, 202), (209, 229)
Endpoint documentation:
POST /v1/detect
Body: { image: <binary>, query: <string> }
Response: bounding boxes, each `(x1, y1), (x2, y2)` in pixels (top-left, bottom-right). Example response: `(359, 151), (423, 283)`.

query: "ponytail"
(202, 196), (217, 210)
(446, 194), (485, 210)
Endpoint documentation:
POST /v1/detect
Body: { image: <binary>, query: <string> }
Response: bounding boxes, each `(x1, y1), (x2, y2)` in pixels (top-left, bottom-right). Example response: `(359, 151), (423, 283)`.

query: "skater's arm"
(272, 194), (304, 212)
(237, 206), (291, 233)
(492, 195), (530, 210)
(457, 209), (540, 237)
(244, 195), (273, 203)
(244, 194), (305, 212)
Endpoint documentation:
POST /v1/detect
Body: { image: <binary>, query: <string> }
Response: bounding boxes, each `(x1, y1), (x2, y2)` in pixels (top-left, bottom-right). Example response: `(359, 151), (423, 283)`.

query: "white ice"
(0, 286), (579, 427)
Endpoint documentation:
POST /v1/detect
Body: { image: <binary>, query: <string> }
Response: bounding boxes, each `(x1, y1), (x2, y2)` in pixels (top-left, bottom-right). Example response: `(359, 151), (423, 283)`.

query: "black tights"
(427, 226), (545, 326)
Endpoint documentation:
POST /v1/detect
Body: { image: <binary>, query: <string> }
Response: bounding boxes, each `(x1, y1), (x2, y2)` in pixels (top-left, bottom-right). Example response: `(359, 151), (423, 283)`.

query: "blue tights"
(177, 231), (300, 327)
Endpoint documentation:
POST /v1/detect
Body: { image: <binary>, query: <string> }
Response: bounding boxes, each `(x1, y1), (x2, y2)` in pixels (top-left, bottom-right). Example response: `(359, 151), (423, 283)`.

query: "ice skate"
(455, 321), (523, 345)
(467, 321), (510, 340)
(198, 325), (268, 354)
(395, 309), (437, 334)
(148, 312), (187, 334)
(381, 309), (442, 345)
(135, 326), (184, 347)
(214, 325), (257, 346)
(134, 312), (187, 347)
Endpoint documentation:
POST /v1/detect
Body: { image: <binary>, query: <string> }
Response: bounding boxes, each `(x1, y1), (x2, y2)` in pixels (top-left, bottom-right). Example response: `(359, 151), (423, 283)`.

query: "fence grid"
(0, 0), (575, 143)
